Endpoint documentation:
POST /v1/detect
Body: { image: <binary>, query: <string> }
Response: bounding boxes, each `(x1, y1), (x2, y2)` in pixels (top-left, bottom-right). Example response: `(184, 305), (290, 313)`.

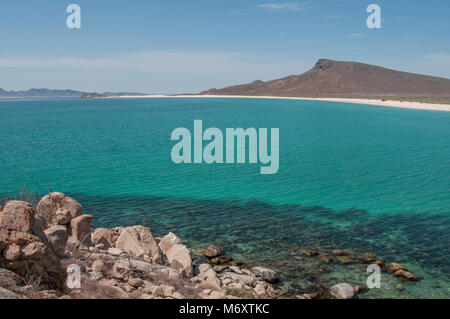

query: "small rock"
(354, 285), (367, 293)
(203, 245), (223, 258)
(251, 267), (279, 284)
(111, 261), (131, 280)
(330, 283), (355, 299)
(254, 283), (266, 296)
(387, 263), (408, 273)
(55, 209), (71, 225)
(108, 247), (125, 256)
(373, 260), (385, 267)
(209, 255), (233, 265)
(92, 260), (106, 277)
(198, 263), (212, 274)
(3, 243), (21, 261)
(128, 277), (144, 288)
(202, 289), (212, 295)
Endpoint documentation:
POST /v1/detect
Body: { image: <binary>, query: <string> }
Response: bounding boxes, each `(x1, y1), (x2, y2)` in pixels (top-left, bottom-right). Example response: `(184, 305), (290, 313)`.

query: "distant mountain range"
(0, 88), (146, 98)
(201, 59), (450, 97)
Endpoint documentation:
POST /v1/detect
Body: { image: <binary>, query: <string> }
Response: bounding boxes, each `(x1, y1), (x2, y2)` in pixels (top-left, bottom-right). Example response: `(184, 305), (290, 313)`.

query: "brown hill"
(200, 59), (450, 97)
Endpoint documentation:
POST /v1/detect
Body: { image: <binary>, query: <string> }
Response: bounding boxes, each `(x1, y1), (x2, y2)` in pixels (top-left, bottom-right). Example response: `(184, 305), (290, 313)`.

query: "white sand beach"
(113, 95), (450, 112)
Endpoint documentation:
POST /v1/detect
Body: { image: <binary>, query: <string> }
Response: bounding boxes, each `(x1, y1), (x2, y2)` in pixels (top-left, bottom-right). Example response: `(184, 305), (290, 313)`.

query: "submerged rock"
(331, 249), (350, 256)
(394, 269), (419, 281)
(336, 256), (354, 264)
(318, 254), (334, 264)
(298, 249), (318, 256)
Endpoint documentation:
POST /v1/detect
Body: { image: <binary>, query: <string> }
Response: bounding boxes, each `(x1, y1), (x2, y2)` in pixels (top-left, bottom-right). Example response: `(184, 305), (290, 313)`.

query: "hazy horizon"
(1, 0), (449, 93)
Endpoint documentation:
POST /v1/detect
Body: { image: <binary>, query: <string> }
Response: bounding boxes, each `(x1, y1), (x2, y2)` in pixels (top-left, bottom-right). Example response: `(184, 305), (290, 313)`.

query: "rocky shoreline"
(0, 192), (419, 299)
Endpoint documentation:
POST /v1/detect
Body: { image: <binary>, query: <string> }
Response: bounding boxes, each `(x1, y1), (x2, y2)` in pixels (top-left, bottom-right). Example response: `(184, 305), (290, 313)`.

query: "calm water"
(0, 97), (449, 298)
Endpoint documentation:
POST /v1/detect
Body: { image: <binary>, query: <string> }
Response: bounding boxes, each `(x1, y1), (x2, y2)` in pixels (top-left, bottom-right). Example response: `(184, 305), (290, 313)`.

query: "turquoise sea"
(0, 97), (449, 298)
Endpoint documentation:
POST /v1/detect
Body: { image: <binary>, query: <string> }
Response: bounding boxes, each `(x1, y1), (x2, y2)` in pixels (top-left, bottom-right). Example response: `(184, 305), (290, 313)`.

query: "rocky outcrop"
(36, 192), (83, 227)
(0, 193), (421, 300)
(0, 203), (67, 289)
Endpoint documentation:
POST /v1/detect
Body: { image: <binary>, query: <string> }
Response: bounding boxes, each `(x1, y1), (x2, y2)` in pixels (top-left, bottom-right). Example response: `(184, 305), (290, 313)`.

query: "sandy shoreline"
(111, 94), (450, 112)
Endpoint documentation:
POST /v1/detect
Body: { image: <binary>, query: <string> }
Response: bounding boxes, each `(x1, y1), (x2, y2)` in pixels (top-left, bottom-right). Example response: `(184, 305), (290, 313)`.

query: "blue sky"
(0, 0), (449, 93)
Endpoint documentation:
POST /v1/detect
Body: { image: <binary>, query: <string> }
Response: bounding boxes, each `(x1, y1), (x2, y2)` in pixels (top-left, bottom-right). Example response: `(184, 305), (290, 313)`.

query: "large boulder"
(92, 228), (117, 249)
(0, 201), (35, 232)
(115, 226), (162, 263)
(68, 214), (92, 246)
(251, 267), (279, 284)
(330, 283), (355, 299)
(158, 232), (182, 255)
(196, 268), (222, 291)
(166, 244), (193, 277)
(44, 225), (68, 256)
(36, 192), (83, 227)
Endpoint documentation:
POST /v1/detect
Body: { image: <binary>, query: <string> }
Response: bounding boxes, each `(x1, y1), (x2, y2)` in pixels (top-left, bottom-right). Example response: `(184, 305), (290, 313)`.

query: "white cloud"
(257, 2), (304, 11)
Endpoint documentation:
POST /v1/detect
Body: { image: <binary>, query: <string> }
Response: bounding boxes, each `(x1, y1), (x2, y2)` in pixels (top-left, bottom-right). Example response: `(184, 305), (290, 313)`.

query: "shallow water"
(0, 97), (449, 298)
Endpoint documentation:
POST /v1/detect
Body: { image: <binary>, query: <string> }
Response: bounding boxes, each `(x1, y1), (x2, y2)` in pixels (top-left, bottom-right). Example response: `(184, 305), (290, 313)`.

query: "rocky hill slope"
(201, 59), (450, 97)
